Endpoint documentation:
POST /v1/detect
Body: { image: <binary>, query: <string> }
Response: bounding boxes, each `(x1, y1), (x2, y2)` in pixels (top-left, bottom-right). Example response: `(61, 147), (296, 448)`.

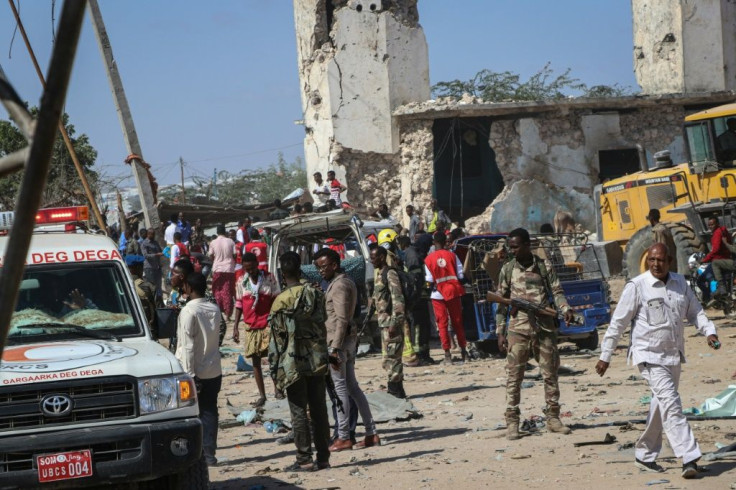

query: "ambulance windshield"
(8, 263), (143, 343)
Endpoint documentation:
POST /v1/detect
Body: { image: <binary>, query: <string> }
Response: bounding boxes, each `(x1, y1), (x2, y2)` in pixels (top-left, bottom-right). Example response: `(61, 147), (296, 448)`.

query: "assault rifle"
(485, 290), (583, 325)
(357, 300), (376, 339)
(325, 371), (344, 414)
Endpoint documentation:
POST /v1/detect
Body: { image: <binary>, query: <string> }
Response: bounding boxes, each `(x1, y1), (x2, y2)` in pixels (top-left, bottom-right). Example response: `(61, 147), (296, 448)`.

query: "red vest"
(175, 242), (189, 258)
(235, 241), (245, 265)
(424, 249), (464, 300)
(246, 241), (269, 271)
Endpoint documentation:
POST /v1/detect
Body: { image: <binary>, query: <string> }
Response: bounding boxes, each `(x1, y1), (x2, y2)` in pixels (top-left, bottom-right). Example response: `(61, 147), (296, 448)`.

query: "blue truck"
(455, 234), (610, 351)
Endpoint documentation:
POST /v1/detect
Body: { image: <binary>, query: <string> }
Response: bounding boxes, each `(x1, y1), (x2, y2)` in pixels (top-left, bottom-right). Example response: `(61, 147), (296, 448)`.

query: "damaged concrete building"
(293, 0), (736, 233)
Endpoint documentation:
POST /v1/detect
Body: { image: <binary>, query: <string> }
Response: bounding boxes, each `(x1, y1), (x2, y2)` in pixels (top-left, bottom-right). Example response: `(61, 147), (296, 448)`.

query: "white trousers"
(636, 363), (701, 464)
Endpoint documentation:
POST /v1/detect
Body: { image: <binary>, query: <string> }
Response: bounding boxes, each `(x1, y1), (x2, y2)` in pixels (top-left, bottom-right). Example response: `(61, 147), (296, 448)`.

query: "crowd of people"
(114, 192), (724, 480)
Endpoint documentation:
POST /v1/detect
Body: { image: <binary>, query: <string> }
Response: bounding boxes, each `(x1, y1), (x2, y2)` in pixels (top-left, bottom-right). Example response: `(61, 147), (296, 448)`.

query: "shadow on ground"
(210, 475), (305, 489)
(385, 427), (467, 445)
(412, 385), (494, 398)
(343, 449), (444, 467)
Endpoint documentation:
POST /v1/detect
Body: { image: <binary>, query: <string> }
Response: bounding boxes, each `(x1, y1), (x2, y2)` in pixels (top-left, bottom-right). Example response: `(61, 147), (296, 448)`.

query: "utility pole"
(87, 0), (162, 237)
(212, 167), (218, 200)
(179, 157), (186, 203)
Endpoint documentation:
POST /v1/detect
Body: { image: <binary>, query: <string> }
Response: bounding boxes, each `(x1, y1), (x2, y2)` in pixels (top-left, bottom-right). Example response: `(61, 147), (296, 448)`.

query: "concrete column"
(633, 0), (736, 94)
(292, 0), (430, 209)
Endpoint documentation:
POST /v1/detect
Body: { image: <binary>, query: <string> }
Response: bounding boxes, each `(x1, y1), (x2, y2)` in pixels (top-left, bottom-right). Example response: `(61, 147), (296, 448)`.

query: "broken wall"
(486, 180), (595, 234)
(293, 0), (430, 213)
(633, 0), (736, 94)
(400, 101), (695, 234)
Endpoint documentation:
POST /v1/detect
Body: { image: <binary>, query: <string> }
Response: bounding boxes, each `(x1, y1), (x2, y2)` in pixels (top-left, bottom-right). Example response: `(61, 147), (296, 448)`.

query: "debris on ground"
(574, 433), (617, 447)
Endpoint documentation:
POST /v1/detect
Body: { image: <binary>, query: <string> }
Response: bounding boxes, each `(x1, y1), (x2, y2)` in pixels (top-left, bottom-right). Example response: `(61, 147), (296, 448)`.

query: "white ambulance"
(0, 207), (207, 489)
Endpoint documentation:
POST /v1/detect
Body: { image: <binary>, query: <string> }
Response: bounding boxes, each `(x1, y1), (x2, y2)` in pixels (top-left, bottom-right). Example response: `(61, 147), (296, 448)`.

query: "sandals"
(250, 396), (267, 408)
(231, 335), (240, 344)
(275, 390), (285, 400)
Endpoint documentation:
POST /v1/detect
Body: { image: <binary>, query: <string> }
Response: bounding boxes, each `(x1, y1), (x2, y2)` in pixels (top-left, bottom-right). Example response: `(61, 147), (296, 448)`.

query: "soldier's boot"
(546, 408), (572, 435)
(397, 381), (407, 399)
(387, 381), (405, 399)
(505, 412), (521, 441)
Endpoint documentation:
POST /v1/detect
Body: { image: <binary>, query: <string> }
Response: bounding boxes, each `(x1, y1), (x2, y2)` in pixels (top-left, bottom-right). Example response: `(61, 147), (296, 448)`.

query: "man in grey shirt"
(406, 204), (423, 243)
(315, 248), (379, 451)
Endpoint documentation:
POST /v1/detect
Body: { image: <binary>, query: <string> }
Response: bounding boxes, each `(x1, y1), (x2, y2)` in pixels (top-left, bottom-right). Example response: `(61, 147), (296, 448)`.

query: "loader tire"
(623, 223), (703, 279)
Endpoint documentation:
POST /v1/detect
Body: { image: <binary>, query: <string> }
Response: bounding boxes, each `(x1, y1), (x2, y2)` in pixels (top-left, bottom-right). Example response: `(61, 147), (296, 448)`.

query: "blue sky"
(1, 1), (637, 190)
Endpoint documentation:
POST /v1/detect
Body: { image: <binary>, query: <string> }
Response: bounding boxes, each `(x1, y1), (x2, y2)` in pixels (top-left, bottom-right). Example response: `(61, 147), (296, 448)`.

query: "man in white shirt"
(595, 243), (720, 479)
(175, 272), (223, 467)
(164, 213), (178, 246)
(312, 172), (330, 207)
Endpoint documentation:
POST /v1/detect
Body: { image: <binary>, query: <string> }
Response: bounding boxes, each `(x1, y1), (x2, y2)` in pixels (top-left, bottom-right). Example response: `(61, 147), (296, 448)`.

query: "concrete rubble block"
(487, 180), (595, 234)
(575, 241), (624, 278)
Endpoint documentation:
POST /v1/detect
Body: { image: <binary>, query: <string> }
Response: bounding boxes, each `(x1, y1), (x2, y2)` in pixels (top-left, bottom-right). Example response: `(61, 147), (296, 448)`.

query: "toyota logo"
(40, 394), (73, 417)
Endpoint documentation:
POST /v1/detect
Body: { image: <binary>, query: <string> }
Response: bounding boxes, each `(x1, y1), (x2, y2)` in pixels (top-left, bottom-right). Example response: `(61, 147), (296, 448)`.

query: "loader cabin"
(684, 103), (736, 171)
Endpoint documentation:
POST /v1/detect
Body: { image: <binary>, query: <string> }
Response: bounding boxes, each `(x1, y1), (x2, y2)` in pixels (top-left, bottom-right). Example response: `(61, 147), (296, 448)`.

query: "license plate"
(37, 450), (93, 483)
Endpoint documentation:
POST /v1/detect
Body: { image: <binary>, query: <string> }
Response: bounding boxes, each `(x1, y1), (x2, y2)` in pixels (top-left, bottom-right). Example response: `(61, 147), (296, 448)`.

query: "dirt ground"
(208, 278), (736, 489)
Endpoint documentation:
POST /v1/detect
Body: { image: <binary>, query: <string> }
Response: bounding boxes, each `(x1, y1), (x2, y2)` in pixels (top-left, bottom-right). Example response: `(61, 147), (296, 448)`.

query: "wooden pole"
(0, 0), (87, 357)
(87, 0), (162, 239)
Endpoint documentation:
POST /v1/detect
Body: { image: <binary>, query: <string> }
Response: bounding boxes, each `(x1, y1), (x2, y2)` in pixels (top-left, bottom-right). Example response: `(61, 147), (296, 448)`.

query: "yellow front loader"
(596, 103), (736, 277)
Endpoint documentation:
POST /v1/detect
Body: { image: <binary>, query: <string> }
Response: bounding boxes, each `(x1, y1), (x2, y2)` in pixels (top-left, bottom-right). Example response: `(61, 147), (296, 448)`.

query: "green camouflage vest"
(268, 283), (329, 391)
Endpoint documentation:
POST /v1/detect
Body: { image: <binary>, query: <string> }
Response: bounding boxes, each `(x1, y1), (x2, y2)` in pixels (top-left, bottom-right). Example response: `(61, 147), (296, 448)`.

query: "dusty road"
(208, 284), (736, 489)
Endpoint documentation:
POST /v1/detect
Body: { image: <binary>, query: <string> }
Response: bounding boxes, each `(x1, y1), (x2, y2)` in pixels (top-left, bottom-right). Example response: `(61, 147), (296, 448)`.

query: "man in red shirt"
(327, 170), (347, 207)
(236, 252), (281, 407)
(424, 232), (469, 364)
(699, 216), (733, 302)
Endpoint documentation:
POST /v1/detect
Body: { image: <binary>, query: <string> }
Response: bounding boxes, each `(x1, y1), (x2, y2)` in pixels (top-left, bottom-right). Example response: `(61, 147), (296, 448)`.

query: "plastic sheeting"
(227, 390), (421, 426)
(699, 384), (736, 417)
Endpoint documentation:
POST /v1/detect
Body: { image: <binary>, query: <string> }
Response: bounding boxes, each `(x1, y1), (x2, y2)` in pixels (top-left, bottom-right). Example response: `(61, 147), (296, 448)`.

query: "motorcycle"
(687, 252), (734, 315)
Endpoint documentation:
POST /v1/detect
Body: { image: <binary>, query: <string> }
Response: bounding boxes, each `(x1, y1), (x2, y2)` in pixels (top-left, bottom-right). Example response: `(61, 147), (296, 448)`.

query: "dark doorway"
(432, 117), (504, 223)
(598, 149), (640, 183)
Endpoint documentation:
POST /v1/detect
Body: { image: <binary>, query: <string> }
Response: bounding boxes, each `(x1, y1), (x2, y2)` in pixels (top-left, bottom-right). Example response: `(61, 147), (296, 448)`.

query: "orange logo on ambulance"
(1, 341), (136, 373)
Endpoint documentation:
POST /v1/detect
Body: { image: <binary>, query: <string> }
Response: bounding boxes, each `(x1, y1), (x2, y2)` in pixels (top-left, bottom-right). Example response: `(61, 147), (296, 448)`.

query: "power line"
(156, 142), (304, 167)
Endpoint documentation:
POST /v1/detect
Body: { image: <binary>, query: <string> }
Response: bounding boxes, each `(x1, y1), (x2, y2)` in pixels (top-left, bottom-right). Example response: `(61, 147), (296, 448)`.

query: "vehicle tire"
(623, 223), (703, 279)
(153, 456), (209, 490)
(574, 330), (599, 351)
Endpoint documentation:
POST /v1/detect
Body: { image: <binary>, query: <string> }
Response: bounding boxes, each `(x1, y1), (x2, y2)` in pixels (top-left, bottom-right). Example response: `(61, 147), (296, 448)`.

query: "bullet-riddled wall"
(293, 0), (430, 214)
(633, 0), (736, 94)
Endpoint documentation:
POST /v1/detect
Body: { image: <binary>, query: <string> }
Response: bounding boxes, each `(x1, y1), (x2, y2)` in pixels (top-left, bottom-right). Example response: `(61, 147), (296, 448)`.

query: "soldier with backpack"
(424, 231), (468, 364)
(268, 251), (331, 472)
(370, 246), (408, 399)
(378, 228), (418, 366)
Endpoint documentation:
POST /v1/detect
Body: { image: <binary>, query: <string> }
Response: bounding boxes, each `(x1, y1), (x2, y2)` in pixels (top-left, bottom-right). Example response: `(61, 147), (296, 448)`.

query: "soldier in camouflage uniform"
(495, 228), (576, 440)
(370, 245), (407, 398)
(126, 255), (156, 328)
(268, 251), (330, 471)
